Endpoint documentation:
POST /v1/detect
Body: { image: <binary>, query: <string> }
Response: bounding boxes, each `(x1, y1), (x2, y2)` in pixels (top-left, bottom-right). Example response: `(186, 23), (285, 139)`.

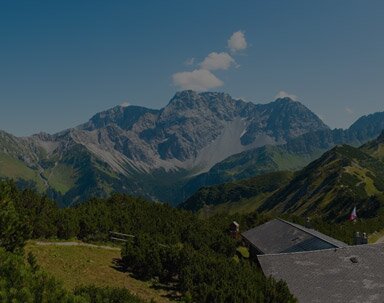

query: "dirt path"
(33, 241), (121, 251)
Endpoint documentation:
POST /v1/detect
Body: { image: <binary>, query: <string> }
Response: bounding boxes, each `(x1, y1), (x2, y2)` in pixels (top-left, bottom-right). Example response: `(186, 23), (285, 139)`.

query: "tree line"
(0, 181), (144, 303)
(4, 176), (384, 302)
(0, 180), (296, 302)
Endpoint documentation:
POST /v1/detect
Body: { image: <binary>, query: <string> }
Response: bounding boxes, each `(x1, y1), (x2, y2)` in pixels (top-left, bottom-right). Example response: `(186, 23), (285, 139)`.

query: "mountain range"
(181, 113), (384, 199)
(183, 131), (384, 221)
(0, 90), (383, 206)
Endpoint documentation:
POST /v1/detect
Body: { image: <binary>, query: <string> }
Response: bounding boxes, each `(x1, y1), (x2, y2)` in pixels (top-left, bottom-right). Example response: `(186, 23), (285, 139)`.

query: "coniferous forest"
(0, 180), (297, 303)
(3, 176), (384, 302)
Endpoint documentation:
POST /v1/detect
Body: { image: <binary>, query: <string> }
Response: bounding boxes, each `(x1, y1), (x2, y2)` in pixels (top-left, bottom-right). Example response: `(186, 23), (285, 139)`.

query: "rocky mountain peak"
(273, 97), (298, 103)
(166, 90), (203, 110)
(348, 111), (384, 141)
(268, 97), (316, 112)
(238, 96), (329, 145)
(166, 90), (237, 112)
(160, 91), (243, 123)
(31, 132), (54, 140)
(171, 89), (200, 99)
(1, 89), (384, 206)
(79, 105), (159, 131)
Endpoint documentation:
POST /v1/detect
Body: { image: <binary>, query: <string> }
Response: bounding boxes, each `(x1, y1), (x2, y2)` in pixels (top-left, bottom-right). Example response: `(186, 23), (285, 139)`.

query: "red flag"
(349, 206), (357, 221)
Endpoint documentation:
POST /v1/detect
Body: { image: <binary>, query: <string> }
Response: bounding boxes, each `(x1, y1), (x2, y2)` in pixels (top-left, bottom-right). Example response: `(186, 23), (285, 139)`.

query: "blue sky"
(1, 0), (384, 135)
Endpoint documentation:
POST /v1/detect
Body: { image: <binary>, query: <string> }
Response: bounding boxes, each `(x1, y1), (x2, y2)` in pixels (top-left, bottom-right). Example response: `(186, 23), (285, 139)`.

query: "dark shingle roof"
(258, 243), (384, 303)
(241, 219), (347, 254)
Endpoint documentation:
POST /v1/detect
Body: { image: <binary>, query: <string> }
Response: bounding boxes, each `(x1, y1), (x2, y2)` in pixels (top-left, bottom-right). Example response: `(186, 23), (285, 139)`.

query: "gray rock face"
(0, 90), (331, 204)
(241, 98), (322, 143)
(67, 91), (328, 173)
(348, 112), (384, 141)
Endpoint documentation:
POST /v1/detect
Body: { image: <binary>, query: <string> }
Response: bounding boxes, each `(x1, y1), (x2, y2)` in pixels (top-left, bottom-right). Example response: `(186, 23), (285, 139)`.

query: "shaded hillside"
(181, 145), (309, 198)
(259, 144), (384, 221)
(360, 131), (384, 162)
(180, 171), (294, 215)
(183, 117), (384, 202)
(180, 132), (384, 220)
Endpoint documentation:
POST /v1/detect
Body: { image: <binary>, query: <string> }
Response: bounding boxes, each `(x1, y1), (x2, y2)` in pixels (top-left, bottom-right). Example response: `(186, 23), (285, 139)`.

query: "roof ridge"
(258, 242), (384, 257)
(277, 218), (345, 248)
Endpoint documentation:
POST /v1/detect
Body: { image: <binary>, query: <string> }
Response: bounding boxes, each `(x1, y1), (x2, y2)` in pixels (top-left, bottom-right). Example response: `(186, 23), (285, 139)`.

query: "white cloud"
(275, 91), (298, 101)
(200, 52), (236, 71)
(345, 107), (354, 115)
(120, 101), (130, 107)
(184, 57), (195, 66)
(171, 30), (248, 92)
(228, 31), (247, 53)
(172, 69), (223, 92)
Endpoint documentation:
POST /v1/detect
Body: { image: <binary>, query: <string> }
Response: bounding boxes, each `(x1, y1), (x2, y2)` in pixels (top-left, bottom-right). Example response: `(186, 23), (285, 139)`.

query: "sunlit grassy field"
(26, 241), (172, 303)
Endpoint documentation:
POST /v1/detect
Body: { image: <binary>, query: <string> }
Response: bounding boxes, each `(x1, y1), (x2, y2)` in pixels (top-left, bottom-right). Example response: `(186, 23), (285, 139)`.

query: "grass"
(26, 241), (172, 303)
(45, 164), (77, 194)
(271, 149), (311, 171)
(0, 153), (46, 190)
(368, 229), (384, 243)
(198, 194), (269, 218)
(344, 165), (379, 196)
(363, 142), (384, 161)
(373, 145), (384, 160)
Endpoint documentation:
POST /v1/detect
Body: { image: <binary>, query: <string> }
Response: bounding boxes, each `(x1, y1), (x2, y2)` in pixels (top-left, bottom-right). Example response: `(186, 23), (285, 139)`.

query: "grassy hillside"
(360, 131), (384, 161)
(44, 164), (77, 194)
(181, 145), (313, 202)
(0, 152), (46, 191)
(197, 193), (271, 219)
(181, 126), (384, 204)
(181, 171), (294, 216)
(26, 242), (172, 303)
(259, 144), (384, 221)
(182, 132), (384, 222)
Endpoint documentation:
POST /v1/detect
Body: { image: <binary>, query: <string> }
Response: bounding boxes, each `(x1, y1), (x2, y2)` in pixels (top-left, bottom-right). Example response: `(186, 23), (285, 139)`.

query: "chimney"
(354, 232), (362, 245)
(305, 217), (312, 229)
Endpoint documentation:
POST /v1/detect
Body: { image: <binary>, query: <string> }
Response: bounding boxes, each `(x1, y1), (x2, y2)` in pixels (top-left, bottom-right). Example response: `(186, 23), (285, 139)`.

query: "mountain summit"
(0, 91), (381, 205)
(70, 91), (329, 172)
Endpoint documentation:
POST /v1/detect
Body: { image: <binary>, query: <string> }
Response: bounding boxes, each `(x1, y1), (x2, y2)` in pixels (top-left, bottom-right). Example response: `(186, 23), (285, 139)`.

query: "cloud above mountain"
(228, 31), (247, 53)
(120, 101), (131, 107)
(172, 31), (247, 92)
(275, 91), (298, 101)
(172, 69), (223, 91)
(200, 52), (236, 71)
(345, 107), (354, 115)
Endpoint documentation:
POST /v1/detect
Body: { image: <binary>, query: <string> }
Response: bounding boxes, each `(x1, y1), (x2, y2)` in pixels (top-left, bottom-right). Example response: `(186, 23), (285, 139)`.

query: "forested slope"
(0, 181), (296, 303)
